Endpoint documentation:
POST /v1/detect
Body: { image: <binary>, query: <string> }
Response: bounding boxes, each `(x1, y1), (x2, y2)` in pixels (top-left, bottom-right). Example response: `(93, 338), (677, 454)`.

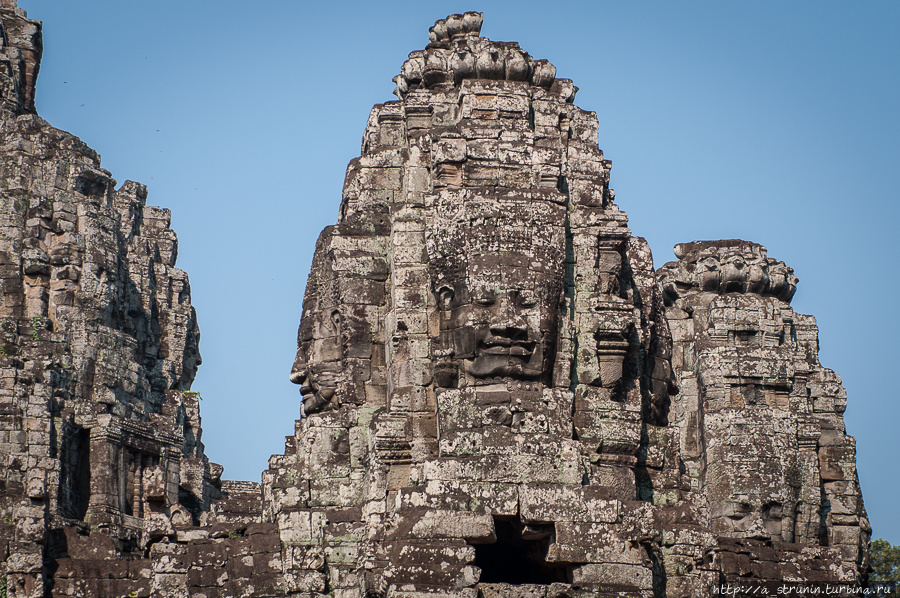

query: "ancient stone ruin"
(0, 5), (871, 597)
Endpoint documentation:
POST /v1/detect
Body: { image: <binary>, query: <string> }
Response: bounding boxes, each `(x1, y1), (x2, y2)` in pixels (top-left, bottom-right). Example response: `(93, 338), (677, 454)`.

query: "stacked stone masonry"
(0, 5), (871, 598)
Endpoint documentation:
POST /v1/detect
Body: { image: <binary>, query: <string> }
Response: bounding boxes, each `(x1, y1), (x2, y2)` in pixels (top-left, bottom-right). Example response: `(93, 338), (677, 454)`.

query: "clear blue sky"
(20, 1), (900, 544)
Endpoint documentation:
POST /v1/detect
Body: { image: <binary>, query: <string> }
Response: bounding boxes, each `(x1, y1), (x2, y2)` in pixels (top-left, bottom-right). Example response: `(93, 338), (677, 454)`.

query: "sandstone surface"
(0, 5), (871, 597)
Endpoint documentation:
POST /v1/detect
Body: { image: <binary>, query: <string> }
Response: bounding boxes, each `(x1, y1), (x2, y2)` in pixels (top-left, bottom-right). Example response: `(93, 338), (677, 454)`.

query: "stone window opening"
(57, 425), (90, 521)
(473, 516), (569, 585)
(729, 329), (758, 346)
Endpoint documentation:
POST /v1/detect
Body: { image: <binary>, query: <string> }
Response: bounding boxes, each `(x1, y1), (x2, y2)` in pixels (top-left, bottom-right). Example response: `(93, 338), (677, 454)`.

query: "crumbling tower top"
(393, 12), (561, 99)
(428, 12), (483, 42)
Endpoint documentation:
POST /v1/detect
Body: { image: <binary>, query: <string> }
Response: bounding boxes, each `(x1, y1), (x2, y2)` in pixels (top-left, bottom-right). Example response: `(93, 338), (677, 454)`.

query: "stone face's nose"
(488, 296), (528, 340)
(744, 515), (772, 541)
(289, 350), (307, 384)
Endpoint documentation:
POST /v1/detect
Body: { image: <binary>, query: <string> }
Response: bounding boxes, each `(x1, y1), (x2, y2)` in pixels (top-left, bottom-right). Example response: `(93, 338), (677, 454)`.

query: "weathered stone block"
(569, 562), (652, 589)
(519, 484), (619, 524)
(151, 543), (191, 573)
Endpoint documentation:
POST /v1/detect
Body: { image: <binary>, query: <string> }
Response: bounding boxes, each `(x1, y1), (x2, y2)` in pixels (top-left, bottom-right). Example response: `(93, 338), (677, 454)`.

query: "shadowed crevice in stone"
(473, 517), (569, 585)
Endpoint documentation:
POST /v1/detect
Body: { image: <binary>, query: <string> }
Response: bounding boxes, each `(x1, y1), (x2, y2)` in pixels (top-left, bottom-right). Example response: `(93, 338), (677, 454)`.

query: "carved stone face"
(435, 261), (560, 387)
(745, 252), (769, 294)
(720, 251), (747, 292)
(767, 260), (798, 302)
(712, 499), (787, 540)
(427, 192), (566, 388)
(718, 248), (769, 294)
(696, 255), (721, 292)
(444, 288), (542, 380)
(706, 417), (800, 542)
(290, 308), (342, 416)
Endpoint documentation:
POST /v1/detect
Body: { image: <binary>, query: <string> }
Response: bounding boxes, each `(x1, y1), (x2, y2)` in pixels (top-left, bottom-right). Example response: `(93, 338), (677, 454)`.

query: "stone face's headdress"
(657, 239), (798, 303)
(393, 12), (558, 99)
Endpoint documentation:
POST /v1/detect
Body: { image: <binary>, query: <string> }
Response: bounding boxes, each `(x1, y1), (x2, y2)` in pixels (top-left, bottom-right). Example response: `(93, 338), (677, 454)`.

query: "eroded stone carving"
(269, 12), (694, 594)
(0, 6), (872, 597)
(394, 12), (559, 100)
(0, 0), (40, 117)
(0, 5), (262, 597)
(660, 240), (869, 574)
(428, 192), (566, 389)
(269, 17), (870, 597)
(658, 240), (798, 303)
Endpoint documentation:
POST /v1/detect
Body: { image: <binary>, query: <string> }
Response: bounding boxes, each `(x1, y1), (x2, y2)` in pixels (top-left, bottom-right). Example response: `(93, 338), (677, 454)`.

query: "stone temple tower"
(269, 12), (870, 597)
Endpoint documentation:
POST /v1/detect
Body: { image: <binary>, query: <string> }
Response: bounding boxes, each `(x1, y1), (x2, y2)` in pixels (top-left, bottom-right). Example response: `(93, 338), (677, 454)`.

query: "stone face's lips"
(478, 339), (535, 356)
(299, 376), (333, 401)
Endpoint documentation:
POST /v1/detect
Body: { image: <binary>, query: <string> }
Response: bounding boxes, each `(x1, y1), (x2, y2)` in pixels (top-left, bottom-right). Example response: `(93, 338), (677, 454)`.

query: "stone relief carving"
(272, 15), (868, 595)
(428, 195), (566, 390)
(660, 240), (867, 556)
(0, 4), (871, 595)
(658, 240), (798, 302)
